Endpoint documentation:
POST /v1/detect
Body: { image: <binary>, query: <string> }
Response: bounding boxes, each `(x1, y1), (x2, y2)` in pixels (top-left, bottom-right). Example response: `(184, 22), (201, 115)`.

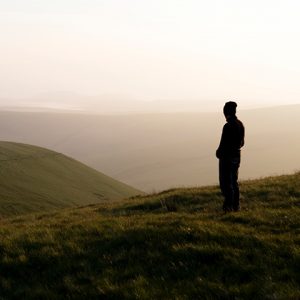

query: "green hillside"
(0, 141), (141, 217)
(0, 173), (299, 299)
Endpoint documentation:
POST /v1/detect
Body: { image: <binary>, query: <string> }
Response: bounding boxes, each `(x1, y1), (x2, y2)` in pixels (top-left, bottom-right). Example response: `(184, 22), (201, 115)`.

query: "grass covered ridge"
(0, 141), (141, 217)
(0, 173), (299, 299)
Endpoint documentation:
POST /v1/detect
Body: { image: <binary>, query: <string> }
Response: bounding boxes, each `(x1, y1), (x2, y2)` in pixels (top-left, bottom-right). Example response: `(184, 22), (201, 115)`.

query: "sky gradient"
(1, 0), (300, 111)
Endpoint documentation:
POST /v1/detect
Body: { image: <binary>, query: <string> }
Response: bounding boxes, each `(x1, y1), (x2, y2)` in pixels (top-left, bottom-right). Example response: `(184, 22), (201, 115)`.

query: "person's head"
(223, 101), (237, 118)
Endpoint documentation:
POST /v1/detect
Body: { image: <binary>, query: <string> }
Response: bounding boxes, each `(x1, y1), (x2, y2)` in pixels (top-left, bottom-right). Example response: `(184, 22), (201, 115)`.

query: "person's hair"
(223, 101), (237, 116)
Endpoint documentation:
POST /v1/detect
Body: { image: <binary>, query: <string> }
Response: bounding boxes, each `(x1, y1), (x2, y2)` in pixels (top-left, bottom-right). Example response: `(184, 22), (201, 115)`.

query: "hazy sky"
(1, 0), (300, 110)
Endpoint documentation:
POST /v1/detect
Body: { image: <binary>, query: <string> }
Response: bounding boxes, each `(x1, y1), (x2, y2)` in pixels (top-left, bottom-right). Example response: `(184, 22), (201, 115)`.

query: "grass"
(0, 141), (141, 217)
(0, 173), (299, 299)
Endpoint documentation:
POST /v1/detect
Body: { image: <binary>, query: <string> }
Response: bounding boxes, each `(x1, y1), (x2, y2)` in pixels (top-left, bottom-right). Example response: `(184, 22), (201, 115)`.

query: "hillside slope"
(0, 141), (141, 217)
(0, 173), (299, 299)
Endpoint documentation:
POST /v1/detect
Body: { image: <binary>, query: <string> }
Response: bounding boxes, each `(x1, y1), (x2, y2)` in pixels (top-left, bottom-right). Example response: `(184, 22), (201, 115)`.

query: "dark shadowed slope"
(0, 141), (141, 217)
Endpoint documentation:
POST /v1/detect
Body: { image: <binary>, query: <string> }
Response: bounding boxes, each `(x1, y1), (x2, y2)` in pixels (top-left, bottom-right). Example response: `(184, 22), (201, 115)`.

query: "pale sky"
(1, 0), (300, 111)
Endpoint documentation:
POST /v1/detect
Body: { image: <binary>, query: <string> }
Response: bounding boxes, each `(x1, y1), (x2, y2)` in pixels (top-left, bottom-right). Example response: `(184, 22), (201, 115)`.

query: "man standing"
(216, 101), (245, 212)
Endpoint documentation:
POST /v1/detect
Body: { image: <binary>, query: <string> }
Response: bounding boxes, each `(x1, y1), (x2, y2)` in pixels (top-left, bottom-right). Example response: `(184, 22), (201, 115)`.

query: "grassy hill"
(0, 141), (141, 217)
(0, 173), (299, 299)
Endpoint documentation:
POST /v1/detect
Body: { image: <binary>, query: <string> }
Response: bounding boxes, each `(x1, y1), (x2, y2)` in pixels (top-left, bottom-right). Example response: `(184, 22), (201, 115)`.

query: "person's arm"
(216, 124), (229, 159)
(241, 123), (245, 148)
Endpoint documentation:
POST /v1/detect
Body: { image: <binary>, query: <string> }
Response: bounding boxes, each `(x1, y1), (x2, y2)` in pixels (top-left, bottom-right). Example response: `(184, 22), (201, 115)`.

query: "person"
(216, 101), (245, 212)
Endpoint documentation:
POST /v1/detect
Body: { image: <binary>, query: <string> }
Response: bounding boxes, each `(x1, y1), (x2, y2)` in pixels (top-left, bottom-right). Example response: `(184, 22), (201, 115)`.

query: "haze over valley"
(0, 105), (299, 192)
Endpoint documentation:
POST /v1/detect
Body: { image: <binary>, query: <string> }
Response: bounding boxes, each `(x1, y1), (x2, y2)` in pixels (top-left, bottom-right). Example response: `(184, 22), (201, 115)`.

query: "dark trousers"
(219, 157), (240, 211)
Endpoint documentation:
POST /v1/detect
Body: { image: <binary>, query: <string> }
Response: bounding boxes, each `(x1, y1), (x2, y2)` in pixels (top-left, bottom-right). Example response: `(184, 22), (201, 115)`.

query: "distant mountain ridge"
(0, 141), (141, 217)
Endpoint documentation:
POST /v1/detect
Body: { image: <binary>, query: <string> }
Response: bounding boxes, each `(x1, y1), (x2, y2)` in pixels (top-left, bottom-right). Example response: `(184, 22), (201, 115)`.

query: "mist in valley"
(0, 105), (299, 192)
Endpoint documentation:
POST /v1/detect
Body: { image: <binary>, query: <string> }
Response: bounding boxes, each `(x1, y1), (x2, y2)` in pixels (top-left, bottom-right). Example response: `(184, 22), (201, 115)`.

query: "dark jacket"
(216, 115), (245, 159)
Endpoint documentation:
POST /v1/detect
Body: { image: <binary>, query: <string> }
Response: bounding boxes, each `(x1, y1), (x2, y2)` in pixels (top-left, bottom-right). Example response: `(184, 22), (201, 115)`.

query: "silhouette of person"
(216, 101), (245, 212)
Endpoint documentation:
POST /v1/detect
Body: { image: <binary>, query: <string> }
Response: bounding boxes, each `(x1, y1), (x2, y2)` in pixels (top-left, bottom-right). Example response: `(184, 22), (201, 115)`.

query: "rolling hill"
(0, 172), (299, 299)
(0, 141), (141, 217)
